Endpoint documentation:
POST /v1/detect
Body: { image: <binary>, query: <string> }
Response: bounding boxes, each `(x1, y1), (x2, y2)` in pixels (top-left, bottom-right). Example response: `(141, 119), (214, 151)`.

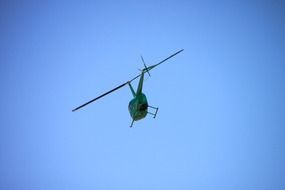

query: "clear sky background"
(1, 1), (285, 189)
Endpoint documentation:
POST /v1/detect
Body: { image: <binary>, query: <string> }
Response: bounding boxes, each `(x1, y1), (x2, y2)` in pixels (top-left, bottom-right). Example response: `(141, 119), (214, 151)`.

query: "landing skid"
(148, 105), (159, 118)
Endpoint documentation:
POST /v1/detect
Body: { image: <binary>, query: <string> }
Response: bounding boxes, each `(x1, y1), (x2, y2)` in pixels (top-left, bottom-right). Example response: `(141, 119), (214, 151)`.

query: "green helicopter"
(72, 49), (184, 127)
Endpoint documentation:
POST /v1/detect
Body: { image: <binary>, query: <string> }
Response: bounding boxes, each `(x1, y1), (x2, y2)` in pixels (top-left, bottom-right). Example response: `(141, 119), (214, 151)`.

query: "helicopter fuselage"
(127, 67), (159, 127)
(128, 93), (148, 121)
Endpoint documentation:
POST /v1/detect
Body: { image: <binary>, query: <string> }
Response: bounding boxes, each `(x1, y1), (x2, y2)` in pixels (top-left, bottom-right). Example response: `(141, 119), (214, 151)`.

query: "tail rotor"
(140, 56), (151, 77)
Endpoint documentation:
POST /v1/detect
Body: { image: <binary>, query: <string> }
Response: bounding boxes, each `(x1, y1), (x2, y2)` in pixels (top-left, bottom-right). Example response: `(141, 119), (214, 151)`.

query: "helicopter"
(72, 49), (184, 127)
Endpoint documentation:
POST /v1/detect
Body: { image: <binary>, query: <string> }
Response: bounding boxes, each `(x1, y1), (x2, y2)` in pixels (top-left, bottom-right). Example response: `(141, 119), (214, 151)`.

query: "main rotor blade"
(129, 49), (184, 82)
(72, 81), (128, 112)
(147, 49), (184, 71)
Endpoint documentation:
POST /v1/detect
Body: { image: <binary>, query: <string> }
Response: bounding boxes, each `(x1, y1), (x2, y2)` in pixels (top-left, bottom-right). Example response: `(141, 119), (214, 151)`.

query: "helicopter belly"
(128, 94), (148, 121)
(133, 109), (148, 121)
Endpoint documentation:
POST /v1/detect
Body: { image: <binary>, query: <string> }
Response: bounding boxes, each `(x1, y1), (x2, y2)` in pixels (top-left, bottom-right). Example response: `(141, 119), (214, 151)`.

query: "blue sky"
(1, 1), (285, 189)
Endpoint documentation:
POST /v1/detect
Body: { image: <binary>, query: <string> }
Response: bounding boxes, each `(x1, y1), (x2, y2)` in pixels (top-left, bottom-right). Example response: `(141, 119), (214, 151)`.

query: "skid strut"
(148, 105), (159, 118)
(130, 119), (135, 128)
